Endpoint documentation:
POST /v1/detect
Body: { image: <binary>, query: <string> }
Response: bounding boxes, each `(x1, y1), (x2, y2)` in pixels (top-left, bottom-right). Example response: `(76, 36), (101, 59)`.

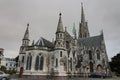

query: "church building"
(17, 4), (110, 76)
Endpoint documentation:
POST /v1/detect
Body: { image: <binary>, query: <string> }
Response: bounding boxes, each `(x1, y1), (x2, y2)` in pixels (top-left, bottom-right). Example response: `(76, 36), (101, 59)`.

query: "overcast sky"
(0, 0), (120, 60)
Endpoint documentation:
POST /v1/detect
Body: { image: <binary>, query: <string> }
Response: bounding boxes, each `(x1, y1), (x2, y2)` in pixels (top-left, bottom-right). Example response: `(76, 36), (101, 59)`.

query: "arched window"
(40, 56), (44, 70)
(56, 58), (58, 67)
(26, 54), (32, 70)
(96, 50), (100, 60)
(60, 51), (62, 57)
(35, 55), (44, 70)
(35, 56), (39, 70)
(70, 58), (72, 71)
(89, 51), (92, 60)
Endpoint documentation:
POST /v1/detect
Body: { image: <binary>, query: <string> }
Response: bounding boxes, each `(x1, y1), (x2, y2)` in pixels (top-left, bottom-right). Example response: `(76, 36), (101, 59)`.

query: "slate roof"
(77, 35), (101, 48)
(35, 37), (54, 48)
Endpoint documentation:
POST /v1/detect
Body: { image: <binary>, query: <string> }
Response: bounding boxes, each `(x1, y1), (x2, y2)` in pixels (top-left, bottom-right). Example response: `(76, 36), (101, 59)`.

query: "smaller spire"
(72, 23), (77, 39)
(23, 23), (29, 40)
(56, 13), (64, 32)
(22, 23), (30, 46)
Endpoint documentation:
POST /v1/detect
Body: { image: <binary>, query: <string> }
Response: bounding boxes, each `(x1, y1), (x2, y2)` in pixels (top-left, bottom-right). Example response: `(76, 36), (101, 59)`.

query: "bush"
(8, 70), (17, 74)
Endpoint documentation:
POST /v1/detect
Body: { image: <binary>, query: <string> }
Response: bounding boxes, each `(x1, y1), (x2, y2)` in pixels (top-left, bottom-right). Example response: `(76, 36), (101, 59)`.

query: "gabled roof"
(35, 37), (54, 48)
(64, 31), (74, 41)
(77, 35), (102, 48)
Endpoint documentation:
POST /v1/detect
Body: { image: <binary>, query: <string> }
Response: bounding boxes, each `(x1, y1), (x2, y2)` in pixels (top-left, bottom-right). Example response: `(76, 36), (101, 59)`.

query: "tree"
(109, 52), (120, 76)
(0, 66), (7, 72)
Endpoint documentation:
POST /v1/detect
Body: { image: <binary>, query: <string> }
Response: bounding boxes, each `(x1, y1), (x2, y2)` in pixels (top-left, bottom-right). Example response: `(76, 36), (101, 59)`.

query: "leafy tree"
(109, 52), (120, 76)
(0, 65), (7, 72)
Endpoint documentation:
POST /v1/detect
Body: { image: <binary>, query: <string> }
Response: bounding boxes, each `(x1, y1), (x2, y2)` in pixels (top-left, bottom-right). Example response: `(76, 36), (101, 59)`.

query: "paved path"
(10, 77), (120, 80)
(9, 75), (120, 80)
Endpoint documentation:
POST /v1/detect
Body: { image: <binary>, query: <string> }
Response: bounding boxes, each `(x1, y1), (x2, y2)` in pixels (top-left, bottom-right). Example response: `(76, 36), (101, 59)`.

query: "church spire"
(55, 13), (66, 50)
(22, 23), (30, 46)
(78, 3), (90, 38)
(72, 23), (77, 39)
(81, 2), (85, 23)
(23, 23), (29, 40)
(56, 13), (64, 33)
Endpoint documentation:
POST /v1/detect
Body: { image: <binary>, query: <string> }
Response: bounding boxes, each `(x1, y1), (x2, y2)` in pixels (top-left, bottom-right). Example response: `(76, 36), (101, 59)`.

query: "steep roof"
(35, 37), (54, 48)
(77, 35), (101, 48)
(64, 31), (74, 42)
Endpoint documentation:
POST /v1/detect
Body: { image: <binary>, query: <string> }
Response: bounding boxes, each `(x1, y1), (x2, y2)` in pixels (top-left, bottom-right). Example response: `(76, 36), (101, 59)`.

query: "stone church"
(17, 4), (110, 76)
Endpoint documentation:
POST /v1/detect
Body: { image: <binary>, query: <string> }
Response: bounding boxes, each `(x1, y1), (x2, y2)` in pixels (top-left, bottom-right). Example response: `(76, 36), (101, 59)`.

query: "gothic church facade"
(17, 4), (110, 76)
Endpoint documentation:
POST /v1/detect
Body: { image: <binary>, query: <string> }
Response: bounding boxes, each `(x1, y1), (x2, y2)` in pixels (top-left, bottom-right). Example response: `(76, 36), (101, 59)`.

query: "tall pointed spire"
(78, 3), (90, 38)
(23, 23), (29, 40)
(56, 13), (64, 33)
(81, 2), (85, 23)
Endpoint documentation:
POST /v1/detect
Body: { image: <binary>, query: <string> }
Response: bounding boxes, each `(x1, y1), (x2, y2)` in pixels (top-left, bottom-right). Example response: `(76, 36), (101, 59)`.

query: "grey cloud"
(0, 0), (119, 60)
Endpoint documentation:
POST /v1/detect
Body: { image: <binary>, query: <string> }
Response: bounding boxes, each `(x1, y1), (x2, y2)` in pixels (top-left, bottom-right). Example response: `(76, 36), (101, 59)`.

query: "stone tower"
(78, 3), (90, 38)
(54, 13), (67, 76)
(55, 13), (66, 50)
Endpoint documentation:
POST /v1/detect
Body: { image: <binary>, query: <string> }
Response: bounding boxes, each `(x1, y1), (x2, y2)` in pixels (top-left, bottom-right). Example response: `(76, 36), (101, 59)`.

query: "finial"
(59, 13), (62, 16)
(27, 23), (29, 27)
